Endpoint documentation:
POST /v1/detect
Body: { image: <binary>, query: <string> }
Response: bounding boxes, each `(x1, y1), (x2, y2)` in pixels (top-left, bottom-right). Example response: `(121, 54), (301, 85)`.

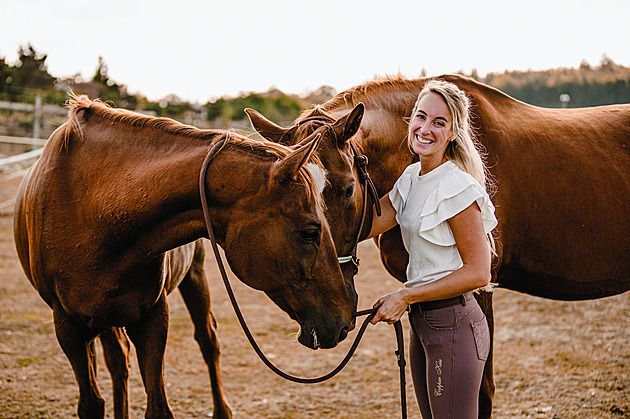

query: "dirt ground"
(1, 170), (629, 418)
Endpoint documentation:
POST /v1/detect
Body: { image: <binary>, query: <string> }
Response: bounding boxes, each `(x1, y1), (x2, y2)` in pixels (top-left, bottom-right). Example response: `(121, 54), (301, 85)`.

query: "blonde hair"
(407, 79), (494, 192)
(408, 79), (496, 255)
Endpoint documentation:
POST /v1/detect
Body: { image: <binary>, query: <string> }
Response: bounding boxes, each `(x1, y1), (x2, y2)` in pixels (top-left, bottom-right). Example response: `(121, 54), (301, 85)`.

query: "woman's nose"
(420, 121), (431, 135)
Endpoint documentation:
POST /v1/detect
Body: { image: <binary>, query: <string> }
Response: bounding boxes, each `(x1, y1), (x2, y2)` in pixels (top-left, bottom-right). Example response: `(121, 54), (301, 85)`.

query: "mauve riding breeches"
(408, 296), (489, 418)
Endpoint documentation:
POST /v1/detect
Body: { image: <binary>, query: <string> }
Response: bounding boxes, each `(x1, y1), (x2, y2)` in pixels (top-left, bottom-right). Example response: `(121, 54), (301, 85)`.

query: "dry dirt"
(0, 171), (629, 418)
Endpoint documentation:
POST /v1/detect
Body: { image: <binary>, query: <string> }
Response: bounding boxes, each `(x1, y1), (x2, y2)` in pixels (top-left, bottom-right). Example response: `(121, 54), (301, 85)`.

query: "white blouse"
(389, 161), (498, 288)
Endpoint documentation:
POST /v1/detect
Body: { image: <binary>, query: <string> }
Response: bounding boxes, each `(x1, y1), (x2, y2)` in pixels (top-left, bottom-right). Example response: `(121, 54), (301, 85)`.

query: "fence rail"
(0, 135), (47, 146)
(0, 134), (44, 173)
(0, 135), (42, 215)
(0, 100), (66, 116)
(0, 148), (43, 166)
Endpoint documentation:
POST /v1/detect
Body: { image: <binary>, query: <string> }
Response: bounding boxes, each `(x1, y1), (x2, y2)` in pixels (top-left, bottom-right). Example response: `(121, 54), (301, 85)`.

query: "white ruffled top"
(389, 161), (497, 288)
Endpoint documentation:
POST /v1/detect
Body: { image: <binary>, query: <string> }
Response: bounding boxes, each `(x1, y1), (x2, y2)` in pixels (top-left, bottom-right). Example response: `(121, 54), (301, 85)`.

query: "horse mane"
(318, 74), (517, 116)
(62, 94), (217, 145)
(62, 94), (289, 157)
(319, 75), (425, 115)
(61, 94), (322, 201)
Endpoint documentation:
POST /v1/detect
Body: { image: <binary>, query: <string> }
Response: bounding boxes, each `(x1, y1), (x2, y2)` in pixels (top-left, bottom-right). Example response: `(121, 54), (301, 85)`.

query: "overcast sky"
(2, 0), (628, 103)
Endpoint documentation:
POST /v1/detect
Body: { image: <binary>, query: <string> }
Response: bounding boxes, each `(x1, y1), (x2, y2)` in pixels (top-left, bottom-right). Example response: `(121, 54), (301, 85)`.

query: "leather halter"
(295, 114), (382, 274)
(199, 133), (406, 418)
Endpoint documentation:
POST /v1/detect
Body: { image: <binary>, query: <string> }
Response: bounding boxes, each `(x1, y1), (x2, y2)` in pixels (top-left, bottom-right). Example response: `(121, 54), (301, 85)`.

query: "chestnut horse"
(246, 103), (370, 281)
(13, 95), (356, 419)
(246, 74), (630, 418)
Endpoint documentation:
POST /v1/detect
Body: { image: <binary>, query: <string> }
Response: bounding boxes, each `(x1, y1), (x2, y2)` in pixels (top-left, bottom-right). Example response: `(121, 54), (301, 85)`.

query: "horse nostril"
(338, 325), (349, 343)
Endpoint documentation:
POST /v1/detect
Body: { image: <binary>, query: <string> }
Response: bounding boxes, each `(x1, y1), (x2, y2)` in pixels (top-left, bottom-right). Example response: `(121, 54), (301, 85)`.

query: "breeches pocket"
(471, 315), (490, 361)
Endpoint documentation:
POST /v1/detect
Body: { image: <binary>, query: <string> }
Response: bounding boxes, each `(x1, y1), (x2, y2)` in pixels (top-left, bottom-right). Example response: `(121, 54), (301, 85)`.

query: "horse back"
(473, 96), (630, 297)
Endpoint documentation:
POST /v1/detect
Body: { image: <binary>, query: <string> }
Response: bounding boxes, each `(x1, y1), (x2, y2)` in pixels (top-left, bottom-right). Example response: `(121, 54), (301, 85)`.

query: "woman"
(367, 79), (497, 418)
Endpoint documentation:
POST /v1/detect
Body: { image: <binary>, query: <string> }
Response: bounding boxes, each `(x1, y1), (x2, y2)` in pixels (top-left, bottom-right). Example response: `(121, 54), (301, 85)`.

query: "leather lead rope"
(199, 138), (407, 418)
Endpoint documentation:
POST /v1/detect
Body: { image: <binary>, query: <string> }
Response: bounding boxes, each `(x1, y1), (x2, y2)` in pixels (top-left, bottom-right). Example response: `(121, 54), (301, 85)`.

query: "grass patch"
(18, 357), (39, 367)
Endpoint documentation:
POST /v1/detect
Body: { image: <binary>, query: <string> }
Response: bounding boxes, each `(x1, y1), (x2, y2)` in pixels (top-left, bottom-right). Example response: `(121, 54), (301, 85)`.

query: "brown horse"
(13, 95), (356, 419)
(246, 74), (630, 418)
(245, 103), (369, 281)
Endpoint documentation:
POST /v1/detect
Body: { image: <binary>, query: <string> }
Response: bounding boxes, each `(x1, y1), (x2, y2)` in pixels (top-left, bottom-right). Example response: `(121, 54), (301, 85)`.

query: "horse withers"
(13, 95), (356, 419)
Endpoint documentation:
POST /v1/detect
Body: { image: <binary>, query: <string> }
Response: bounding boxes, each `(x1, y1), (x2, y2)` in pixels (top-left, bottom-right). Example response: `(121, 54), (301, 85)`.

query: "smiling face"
(408, 91), (454, 173)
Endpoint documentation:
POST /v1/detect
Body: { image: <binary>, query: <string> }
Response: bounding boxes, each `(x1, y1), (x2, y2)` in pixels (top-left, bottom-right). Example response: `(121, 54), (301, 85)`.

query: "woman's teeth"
(415, 134), (433, 144)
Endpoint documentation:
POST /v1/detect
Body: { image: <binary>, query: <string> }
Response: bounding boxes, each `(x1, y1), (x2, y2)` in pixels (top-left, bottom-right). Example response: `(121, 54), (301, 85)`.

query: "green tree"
(90, 56), (137, 109)
(12, 44), (56, 90)
(0, 44), (56, 102)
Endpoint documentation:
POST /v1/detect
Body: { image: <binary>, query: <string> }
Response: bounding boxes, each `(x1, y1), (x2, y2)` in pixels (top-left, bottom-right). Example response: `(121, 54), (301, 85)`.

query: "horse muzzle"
(297, 318), (350, 350)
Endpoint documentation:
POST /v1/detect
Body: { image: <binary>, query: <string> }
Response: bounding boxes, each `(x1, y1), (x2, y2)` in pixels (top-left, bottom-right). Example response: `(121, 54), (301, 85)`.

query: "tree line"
(477, 55), (630, 107)
(2, 44), (629, 128)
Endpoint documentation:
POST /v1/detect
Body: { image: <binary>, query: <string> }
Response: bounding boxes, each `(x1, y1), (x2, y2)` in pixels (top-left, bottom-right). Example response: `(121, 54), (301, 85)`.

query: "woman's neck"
(420, 156), (449, 176)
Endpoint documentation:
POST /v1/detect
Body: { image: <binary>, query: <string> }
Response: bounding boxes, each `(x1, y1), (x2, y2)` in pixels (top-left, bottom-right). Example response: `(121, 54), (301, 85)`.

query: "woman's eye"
(434, 121), (445, 127)
(299, 227), (320, 243)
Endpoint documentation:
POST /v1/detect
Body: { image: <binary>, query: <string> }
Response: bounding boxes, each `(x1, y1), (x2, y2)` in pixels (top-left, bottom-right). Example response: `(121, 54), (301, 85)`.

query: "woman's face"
(409, 92), (454, 166)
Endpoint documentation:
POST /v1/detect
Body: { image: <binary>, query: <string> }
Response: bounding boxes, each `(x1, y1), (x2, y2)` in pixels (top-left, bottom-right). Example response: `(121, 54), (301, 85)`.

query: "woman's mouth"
(415, 134), (434, 145)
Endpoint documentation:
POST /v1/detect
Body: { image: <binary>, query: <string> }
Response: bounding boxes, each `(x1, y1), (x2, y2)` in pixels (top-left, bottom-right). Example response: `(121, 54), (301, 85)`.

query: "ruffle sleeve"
(419, 170), (497, 246)
(389, 163), (420, 214)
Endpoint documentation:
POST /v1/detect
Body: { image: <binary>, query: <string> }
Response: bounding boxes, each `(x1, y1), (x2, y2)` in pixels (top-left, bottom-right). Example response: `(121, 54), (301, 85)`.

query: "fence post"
(33, 95), (42, 139)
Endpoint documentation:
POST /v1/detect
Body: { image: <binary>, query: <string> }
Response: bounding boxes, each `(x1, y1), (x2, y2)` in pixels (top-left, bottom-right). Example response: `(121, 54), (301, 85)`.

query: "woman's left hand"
(370, 290), (410, 325)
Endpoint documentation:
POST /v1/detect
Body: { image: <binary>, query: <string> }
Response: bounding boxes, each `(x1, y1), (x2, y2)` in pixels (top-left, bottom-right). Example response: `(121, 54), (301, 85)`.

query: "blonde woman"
(367, 79), (497, 418)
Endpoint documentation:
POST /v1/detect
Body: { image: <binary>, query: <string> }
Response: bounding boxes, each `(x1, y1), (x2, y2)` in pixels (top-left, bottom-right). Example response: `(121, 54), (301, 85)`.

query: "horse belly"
(497, 213), (630, 300)
(50, 256), (169, 330)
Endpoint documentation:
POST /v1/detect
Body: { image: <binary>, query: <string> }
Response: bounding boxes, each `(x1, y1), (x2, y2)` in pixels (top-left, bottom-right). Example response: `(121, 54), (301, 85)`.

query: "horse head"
(210, 135), (355, 349)
(245, 103), (371, 324)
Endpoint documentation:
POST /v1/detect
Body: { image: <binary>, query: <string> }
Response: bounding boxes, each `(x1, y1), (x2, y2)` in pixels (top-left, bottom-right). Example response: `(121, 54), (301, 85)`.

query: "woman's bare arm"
(365, 192), (398, 240)
(371, 201), (491, 324)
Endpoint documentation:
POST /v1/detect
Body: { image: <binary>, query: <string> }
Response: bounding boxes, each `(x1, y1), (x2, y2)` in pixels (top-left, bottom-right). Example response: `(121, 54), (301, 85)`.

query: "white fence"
(0, 98), (66, 139)
(0, 135), (46, 214)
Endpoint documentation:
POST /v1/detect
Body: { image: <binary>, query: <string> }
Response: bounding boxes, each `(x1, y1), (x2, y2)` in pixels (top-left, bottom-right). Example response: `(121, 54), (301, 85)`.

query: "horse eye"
(299, 226), (321, 244)
(343, 184), (355, 200)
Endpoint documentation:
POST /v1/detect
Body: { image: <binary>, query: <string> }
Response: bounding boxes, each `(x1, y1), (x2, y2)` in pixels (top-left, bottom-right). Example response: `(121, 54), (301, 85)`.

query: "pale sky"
(2, 0), (628, 103)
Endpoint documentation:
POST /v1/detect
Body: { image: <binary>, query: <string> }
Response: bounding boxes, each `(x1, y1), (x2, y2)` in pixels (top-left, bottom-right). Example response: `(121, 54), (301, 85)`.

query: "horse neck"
(62, 120), (263, 259)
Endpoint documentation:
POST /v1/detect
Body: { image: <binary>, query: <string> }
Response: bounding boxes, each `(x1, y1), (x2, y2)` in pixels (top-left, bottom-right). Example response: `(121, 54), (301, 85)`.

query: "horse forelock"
(219, 134), (325, 209)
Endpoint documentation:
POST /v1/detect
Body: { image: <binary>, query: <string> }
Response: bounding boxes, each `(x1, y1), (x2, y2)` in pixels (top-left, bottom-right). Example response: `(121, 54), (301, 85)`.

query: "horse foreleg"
(53, 305), (105, 418)
(125, 293), (173, 419)
(475, 290), (495, 419)
(177, 242), (232, 419)
(100, 327), (131, 419)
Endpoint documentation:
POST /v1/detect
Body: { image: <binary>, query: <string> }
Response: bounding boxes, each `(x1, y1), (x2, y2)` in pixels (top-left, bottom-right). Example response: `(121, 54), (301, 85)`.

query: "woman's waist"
(410, 291), (474, 312)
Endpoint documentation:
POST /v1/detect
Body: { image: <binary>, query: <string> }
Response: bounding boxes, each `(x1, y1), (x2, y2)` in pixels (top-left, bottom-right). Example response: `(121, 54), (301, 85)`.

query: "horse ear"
(332, 102), (364, 148)
(245, 108), (292, 145)
(272, 133), (322, 184)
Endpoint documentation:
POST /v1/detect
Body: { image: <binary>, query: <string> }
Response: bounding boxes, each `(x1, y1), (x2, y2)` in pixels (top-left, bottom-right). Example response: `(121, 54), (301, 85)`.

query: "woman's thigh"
(409, 299), (489, 418)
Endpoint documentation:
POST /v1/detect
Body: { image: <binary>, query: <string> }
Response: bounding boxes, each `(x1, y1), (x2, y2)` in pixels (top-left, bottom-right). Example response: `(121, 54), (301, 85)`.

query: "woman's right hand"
(370, 289), (410, 325)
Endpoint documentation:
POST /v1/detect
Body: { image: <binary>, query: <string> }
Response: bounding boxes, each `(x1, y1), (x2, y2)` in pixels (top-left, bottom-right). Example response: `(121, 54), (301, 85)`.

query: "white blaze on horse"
(13, 95), (357, 419)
